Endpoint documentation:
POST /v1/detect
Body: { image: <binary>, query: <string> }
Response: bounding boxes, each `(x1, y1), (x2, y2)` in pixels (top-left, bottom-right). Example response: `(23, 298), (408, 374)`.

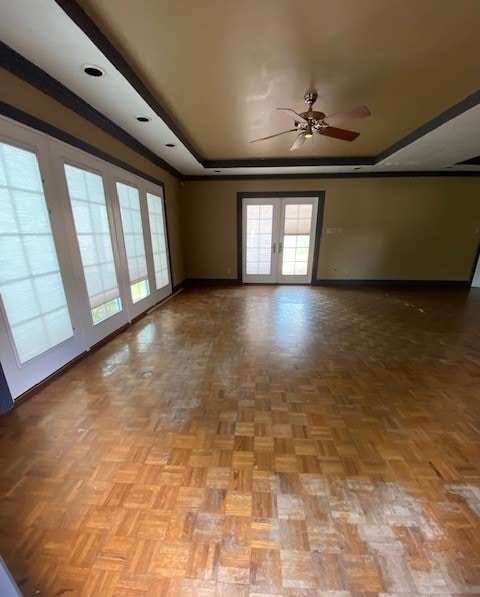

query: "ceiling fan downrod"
(304, 91), (318, 109)
(301, 91), (325, 133)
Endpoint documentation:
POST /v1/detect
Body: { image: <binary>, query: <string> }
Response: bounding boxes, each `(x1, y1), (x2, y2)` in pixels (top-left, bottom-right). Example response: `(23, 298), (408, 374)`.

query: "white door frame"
(277, 197), (319, 284)
(240, 192), (324, 284)
(242, 197), (280, 284)
(471, 241), (480, 287)
(0, 120), (87, 398)
(106, 170), (172, 319)
(50, 142), (130, 348)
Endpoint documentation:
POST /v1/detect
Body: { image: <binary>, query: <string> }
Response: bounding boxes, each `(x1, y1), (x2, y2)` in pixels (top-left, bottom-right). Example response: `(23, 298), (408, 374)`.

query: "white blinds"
(147, 193), (169, 290)
(0, 142), (73, 363)
(64, 164), (121, 310)
(246, 204), (273, 275)
(116, 182), (148, 285)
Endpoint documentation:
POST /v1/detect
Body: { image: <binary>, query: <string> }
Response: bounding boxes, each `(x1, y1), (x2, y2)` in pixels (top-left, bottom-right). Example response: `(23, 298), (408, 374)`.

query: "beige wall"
(0, 70), (186, 285)
(3, 70), (479, 285)
(182, 178), (480, 281)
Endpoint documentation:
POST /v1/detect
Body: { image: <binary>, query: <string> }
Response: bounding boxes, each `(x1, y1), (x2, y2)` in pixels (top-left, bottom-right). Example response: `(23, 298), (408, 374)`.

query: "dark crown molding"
(53, 0), (203, 165)
(0, 42), (182, 179)
(0, 101), (168, 190)
(203, 156), (376, 169)
(458, 155), (480, 166)
(184, 170), (480, 182)
(376, 88), (480, 164)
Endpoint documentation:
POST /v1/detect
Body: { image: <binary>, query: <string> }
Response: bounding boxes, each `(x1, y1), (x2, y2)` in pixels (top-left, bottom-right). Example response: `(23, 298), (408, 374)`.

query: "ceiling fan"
(251, 91), (371, 151)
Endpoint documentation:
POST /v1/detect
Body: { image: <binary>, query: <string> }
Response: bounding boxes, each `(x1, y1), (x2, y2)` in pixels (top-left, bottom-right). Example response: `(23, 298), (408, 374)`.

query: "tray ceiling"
(1, 0), (480, 177)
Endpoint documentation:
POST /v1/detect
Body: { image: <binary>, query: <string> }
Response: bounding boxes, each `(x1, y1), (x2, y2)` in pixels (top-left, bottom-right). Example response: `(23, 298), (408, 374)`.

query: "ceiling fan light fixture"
(304, 126), (313, 139)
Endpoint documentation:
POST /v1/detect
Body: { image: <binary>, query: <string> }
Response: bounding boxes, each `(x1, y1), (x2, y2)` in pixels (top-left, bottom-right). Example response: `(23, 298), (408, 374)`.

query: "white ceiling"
(1, 0), (480, 177)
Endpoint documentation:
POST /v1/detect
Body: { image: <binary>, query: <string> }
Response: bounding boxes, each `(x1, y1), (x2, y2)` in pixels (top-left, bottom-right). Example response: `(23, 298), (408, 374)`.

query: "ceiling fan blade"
(277, 108), (307, 123)
(289, 132), (306, 151)
(323, 105), (370, 127)
(250, 128), (297, 143)
(320, 127), (360, 142)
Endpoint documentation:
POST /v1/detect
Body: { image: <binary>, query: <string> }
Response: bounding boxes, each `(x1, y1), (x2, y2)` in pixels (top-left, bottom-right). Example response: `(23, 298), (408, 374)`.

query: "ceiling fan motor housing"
(297, 111), (327, 132)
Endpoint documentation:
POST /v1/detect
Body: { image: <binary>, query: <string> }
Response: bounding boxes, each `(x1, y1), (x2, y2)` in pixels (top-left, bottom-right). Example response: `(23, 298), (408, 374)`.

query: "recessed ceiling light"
(83, 64), (105, 77)
(353, 167), (361, 170)
(136, 116), (151, 122)
(165, 143), (175, 148)
(214, 170), (221, 173)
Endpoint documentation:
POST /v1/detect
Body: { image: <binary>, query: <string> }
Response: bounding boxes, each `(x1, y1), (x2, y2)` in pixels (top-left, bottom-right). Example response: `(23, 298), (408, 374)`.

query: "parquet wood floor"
(1, 285), (480, 596)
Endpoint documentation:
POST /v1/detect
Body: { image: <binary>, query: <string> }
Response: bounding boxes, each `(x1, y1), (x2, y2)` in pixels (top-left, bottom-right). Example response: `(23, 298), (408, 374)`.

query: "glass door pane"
(281, 204), (313, 276)
(278, 199), (318, 284)
(243, 200), (277, 283)
(0, 142), (74, 362)
(116, 182), (150, 303)
(64, 164), (122, 325)
(147, 192), (170, 291)
(0, 129), (85, 400)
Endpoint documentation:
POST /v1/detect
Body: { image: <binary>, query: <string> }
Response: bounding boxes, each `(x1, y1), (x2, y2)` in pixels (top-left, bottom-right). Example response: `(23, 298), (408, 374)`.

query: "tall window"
(147, 192), (169, 290)
(246, 204), (273, 275)
(0, 117), (175, 402)
(116, 182), (150, 303)
(0, 142), (73, 362)
(64, 164), (122, 325)
(281, 204), (313, 276)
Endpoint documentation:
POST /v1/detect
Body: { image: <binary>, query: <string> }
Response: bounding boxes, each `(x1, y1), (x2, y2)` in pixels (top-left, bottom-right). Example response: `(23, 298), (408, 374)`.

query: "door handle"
(279, 241), (283, 254)
(272, 242), (276, 254)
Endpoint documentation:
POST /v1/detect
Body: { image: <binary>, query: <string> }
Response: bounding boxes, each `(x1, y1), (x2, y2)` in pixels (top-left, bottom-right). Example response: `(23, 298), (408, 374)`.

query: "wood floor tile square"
(150, 541), (192, 576)
(250, 547), (283, 587)
(280, 549), (317, 589)
(252, 491), (277, 518)
(254, 436), (274, 451)
(251, 518), (280, 550)
(224, 491), (253, 516)
(279, 519), (310, 551)
(232, 451), (255, 468)
(254, 451), (276, 471)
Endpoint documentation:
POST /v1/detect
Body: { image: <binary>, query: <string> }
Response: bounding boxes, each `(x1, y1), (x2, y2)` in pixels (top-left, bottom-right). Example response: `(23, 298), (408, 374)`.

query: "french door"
(242, 197), (318, 283)
(0, 115), (174, 403)
(51, 145), (129, 347)
(0, 123), (86, 398)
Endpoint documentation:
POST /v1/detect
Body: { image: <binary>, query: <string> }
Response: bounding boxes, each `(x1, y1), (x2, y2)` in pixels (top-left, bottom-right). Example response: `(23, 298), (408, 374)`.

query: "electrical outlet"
(227, 268), (231, 274)
(326, 228), (336, 234)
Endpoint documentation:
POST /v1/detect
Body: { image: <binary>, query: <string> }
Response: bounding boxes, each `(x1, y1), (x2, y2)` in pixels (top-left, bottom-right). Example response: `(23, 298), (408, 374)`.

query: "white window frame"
(49, 142), (130, 347)
(0, 117), (86, 398)
(108, 167), (172, 319)
(144, 183), (172, 303)
(0, 115), (174, 399)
